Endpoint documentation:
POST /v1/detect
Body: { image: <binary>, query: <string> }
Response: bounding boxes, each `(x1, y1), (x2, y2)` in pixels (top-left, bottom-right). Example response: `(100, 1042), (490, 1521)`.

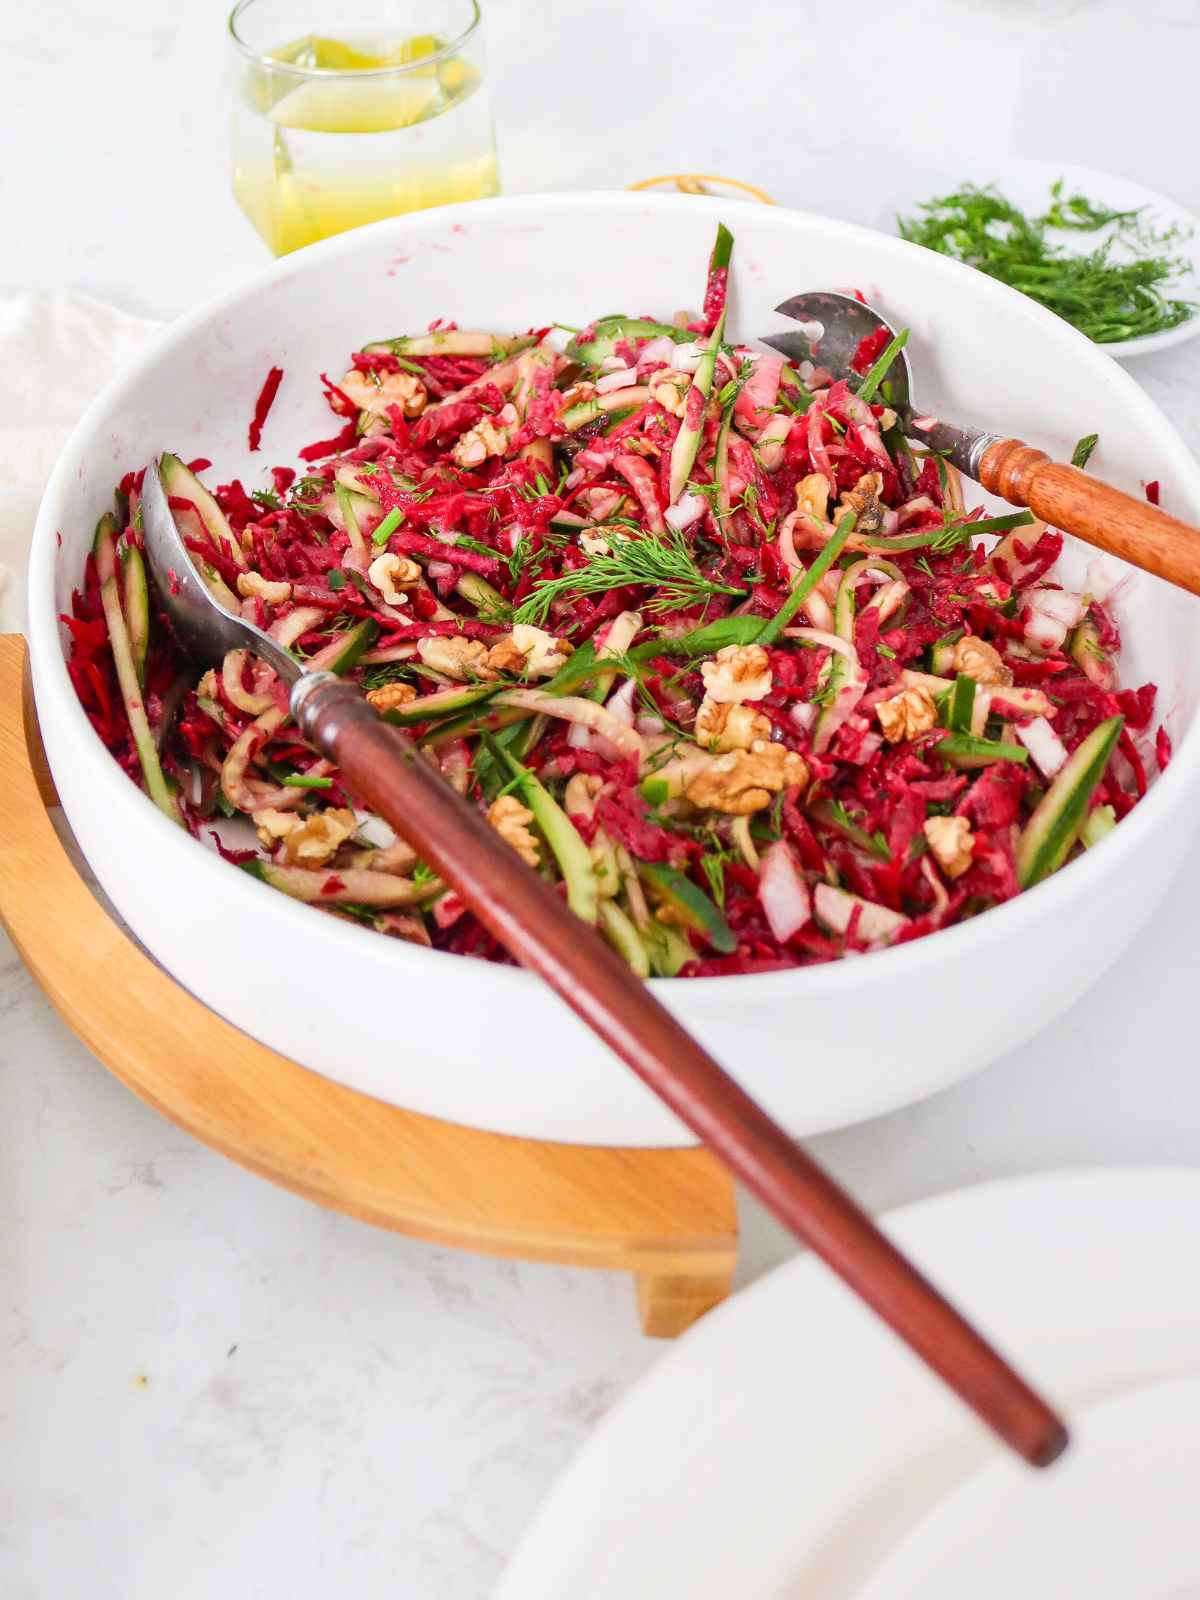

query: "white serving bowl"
(28, 193), (1200, 1147)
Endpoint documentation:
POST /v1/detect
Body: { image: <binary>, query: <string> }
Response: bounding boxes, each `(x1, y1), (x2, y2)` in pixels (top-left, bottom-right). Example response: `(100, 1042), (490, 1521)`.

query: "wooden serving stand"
(0, 636), (736, 1335)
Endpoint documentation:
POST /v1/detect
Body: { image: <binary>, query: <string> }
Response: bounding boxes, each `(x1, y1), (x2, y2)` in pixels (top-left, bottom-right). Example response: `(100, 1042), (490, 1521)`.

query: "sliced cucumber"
(93, 514), (181, 824)
(1016, 715), (1123, 887)
(1081, 803), (1117, 849)
(311, 618), (379, 676)
(947, 673), (976, 733)
(929, 630), (963, 676)
(638, 862), (735, 954)
(454, 571), (510, 620)
(668, 305), (726, 503)
(566, 317), (695, 367)
(598, 900), (650, 977)
(494, 744), (599, 924)
(159, 453), (246, 569)
(381, 681), (498, 728)
(641, 917), (696, 977)
(935, 731), (1029, 770)
(120, 540), (150, 688)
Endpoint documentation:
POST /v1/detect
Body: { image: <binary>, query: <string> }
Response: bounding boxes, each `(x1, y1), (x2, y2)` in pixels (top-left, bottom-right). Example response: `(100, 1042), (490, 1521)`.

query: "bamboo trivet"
(0, 635), (736, 1335)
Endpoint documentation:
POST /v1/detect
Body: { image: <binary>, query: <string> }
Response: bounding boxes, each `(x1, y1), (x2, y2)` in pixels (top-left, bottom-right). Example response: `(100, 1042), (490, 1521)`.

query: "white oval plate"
(881, 158), (1200, 359)
(498, 1169), (1200, 1599)
(861, 1376), (1200, 1600)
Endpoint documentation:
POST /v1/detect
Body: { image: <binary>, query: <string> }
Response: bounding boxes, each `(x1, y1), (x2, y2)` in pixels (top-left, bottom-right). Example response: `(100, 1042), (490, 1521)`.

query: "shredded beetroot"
(248, 366), (284, 452)
(1145, 480), (1161, 506)
(64, 227), (1161, 975)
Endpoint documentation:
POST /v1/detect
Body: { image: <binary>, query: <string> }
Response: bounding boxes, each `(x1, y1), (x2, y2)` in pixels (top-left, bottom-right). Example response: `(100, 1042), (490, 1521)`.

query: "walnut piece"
(236, 570), (292, 606)
(486, 624), (572, 679)
(700, 643), (772, 705)
(650, 370), (691, 417)
(261, 806), (357, 867)
(366, 681), (417, 713)
(452, 416), (513, 469)
(794, 472), (831, 522)
(684, 739), (808, 815)
(367, 552), (422, 606)
(694, 696), (772, 753)
(837, 470), (885, 534)
(876, 686), (938, 743)
(340, 367), (427, 421)
(417, 635), (495, 681)
(952, 634), (1013, 687)
(487, 794), (540, 867)
(923, 814), (975, 879)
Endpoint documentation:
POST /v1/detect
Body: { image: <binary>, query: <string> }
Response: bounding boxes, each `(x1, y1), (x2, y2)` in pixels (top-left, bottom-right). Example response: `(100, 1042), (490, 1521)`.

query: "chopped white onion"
(665, 493), (706, 531)
(354, 809), (398, 849)
(427, 560), (454, 582)
(635, 713), (665, 736)
(814, 883), (909, 945)
(911, 415), (939, 431)
(1015, 715), (1068, 777)
(1024, 587), (1085, 653)
(797, 359), (815, 382)
(566, 722), (594, 750)
(670, 342), (705, 373)
(605, 677), (638, 725)
(636, 335), (675, 369)
(789, 701), (818, 733)
(758, 842), (811, 942)
(596, 365), (635, 393)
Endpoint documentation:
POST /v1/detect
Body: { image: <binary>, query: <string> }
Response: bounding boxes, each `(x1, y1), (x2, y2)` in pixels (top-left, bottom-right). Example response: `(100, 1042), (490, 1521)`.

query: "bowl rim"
(28, 189), (1200, 1012)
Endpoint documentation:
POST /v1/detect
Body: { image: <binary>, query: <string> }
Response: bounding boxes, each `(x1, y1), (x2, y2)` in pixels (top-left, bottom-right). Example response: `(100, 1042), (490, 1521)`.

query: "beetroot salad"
(66, 224), (1167, 976)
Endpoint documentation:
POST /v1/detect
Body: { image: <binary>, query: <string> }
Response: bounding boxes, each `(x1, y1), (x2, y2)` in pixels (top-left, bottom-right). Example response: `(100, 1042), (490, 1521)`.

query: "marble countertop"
(4, 1), (1199, 1594)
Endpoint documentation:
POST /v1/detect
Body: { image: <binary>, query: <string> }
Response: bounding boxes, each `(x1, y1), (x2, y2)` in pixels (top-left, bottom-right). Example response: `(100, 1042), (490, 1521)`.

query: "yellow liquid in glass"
(232, 33), (499, 256)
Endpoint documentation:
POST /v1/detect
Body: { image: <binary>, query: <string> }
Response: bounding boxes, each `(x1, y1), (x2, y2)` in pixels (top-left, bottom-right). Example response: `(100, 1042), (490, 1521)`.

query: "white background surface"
(3, 1), (1199, 1595)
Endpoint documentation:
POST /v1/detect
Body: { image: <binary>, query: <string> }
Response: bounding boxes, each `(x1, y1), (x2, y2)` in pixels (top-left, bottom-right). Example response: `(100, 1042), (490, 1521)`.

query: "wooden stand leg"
(1, 636), (738, 1336)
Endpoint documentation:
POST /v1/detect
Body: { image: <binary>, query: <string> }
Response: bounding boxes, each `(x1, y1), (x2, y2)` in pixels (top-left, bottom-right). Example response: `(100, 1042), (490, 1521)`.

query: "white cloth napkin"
(0, 291), (164, 634)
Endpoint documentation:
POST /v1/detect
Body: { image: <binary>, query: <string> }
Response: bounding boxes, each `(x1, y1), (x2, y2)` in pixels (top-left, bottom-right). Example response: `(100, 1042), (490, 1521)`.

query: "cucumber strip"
(948, 673), (977, 733)
(667, 303), (727, 504)
(713, 375), (747, 524)
(333, 481), (368, 557)
(778, 364), (814, 414)
(566, 317), (696, 367)
(362, 330), (538, 359)
(1016, 715), (1123, 887)
(632, 614), (765, 663)
(638, 862), (735, 954)
(1081, 803), (1117, 849)
(311, 618), (379, 676)
(454, 571), (510, 620)
(855, 328), (909, 404)
(381, 681), (499, 727)
(240, 859), (434, 906)
(641, 916), (695, 977)
(93, 515), (181, 824)
(929, 630), (964, 675)
(935, 731), (1029, 769)
(492, 742), (599, 924)
(120, 539), (150, 688)
(598, 900), (651, 977)
(159, 453), (246, 570)
(1070, 614), (1115, 690)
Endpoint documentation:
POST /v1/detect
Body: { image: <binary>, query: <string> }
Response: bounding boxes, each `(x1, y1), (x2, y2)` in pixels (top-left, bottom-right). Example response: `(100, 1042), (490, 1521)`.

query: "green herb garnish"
(514, 529), (747, 625)
(1071, 432), (1099, 469)
(899, 182), (1195, 343)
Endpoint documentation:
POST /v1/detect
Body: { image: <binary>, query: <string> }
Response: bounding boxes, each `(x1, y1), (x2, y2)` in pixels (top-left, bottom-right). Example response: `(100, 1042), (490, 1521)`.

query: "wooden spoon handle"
(978, 439), (1200, 595)
(295, 676), (1067, 1468)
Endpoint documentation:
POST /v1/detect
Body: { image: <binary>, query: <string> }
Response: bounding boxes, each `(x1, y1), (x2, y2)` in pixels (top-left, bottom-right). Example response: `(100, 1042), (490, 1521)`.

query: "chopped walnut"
(564, 772), (603, 817)
(487, 794), (540, 867)
(684, 739), (808, 815)
(557, 381), (597, 410)
(837, 470), (885, 534)
(650, 370), (691, 417)
(236, 570), (292, 606)
(794, 473), (831, 522)
(953, 634), (1013, 687)
(264, 806), (357, 867)
(366, 681), (418, 713)
(876, 686), (938, 743)
(579, 531), (611, 558)
(452, 416), (513, 469)
(924, 814), (975, 879)
(367, 552), (422, 606)
(485, 636), (529, 674)
(254, 808), (297, 847)
(197, 668), (217, 699)
(700, 643), (772, 705)
(340, 367), (427, 421)
(694, 696), (772, 753)
(486, 624), (572, 678)
(417, 635), (495, 681)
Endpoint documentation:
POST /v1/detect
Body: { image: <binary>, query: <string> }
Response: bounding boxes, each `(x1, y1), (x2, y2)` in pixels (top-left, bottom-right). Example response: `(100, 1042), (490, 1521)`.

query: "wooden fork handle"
(978, 439), (1200, 596)
(294, 675), (1067, 1468)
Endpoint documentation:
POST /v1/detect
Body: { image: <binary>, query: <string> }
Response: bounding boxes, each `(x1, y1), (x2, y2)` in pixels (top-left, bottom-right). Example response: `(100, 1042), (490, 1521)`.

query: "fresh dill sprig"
(513, 530), (747, 626)
(899, 182), (1195, 343)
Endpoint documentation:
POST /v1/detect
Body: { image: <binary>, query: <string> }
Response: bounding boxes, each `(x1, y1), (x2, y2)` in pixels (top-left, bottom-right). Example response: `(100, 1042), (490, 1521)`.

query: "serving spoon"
(763, 291), (1200, 596)
(140, 455), (1067, 1468)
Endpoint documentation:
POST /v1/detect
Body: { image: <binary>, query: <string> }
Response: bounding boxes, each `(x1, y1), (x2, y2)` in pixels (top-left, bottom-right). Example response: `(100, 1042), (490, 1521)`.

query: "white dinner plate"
(498, 1169), (1200, 1599)
(880, 157), (1200, 359)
